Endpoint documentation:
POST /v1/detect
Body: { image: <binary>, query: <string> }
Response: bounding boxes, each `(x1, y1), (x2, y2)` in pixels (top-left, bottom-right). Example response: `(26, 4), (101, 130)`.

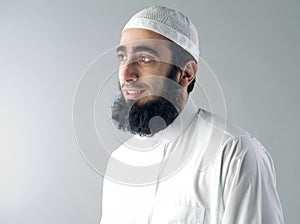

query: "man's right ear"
(179, 60), (198, 88)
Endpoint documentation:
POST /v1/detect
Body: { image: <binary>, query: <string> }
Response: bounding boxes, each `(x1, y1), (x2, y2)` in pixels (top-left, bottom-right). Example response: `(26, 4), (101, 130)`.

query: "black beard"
(111, 66), (183, 137)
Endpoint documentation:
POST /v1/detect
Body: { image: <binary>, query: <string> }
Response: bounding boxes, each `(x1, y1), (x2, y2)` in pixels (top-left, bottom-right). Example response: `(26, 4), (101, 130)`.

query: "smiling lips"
(124, 88), (146, 100)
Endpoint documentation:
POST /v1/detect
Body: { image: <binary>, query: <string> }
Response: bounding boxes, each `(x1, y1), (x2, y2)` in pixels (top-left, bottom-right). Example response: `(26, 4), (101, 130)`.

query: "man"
(101, 6), (284, 223)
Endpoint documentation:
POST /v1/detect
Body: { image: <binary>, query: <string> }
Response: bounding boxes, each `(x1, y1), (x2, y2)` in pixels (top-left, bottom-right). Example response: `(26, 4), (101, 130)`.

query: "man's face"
(117, 28), (176, 105)
(112, 28), (184, 136)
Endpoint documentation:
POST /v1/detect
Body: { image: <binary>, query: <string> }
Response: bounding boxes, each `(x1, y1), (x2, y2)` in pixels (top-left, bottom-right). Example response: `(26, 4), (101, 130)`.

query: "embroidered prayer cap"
(123, 6), (200, 62)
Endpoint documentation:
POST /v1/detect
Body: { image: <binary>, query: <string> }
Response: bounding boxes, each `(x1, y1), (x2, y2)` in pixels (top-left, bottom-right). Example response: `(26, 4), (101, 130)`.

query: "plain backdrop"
(0, 0), (299, 223)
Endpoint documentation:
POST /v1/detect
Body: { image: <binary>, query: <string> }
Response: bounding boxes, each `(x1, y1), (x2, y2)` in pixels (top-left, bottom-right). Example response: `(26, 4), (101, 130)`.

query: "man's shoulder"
(195, 109), (273, 161)
(196, 108), (249, 139)
(195, 109), (275, 175)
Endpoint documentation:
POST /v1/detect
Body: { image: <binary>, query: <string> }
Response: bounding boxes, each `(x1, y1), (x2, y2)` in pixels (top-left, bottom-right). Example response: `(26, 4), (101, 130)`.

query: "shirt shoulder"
(197, 109), (249, 139)
(194, 109), (275, 171)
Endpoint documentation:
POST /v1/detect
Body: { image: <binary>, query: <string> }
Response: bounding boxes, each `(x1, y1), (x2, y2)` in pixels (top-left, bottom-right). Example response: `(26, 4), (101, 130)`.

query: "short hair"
(168, 42), (197, 94)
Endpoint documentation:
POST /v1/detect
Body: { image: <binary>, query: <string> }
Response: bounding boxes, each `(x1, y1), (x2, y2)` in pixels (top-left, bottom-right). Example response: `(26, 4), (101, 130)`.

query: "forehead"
(119, 29), (172, 60)
(120, 28), (169, 44)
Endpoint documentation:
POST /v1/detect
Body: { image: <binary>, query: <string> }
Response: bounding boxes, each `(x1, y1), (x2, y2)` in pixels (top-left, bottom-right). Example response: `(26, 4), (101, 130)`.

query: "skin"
(118, 28), (198, 108)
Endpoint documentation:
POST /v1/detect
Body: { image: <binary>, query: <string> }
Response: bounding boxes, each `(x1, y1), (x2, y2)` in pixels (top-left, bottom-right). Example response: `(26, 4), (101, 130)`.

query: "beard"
(111, 66), (183, 137)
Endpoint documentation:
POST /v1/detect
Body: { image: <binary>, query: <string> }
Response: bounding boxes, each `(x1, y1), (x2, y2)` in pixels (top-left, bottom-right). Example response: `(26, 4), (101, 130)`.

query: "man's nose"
(119, 61), (138, 83)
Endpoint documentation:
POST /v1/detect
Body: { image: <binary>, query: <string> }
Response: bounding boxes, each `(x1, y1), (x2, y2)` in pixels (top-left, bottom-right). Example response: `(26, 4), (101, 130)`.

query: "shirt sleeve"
(221, 135), (284, 224)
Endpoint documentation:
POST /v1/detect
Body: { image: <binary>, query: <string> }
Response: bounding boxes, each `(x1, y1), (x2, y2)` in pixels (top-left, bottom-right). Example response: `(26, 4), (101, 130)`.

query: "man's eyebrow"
(133, 46), (160, 58)
(116, 45), (161, 58)
(117, 45), (126, 53)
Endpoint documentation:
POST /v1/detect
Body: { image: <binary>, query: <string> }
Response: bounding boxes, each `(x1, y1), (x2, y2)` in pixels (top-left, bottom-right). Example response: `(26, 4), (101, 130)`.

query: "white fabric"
(123, 6), (200, 62)
(101, 98), (284, 223)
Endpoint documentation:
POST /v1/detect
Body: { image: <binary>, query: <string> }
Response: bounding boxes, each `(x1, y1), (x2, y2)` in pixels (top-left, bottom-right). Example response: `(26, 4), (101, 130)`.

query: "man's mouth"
(124, 89), (146, 100)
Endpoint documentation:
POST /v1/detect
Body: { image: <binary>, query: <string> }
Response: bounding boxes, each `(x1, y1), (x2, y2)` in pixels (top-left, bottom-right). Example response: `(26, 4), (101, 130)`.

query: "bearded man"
(101, 6), (284, 224)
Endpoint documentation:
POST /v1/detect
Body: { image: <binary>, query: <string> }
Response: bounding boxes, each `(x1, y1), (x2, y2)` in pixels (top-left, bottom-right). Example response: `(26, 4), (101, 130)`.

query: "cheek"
(118, 69), (124, 82)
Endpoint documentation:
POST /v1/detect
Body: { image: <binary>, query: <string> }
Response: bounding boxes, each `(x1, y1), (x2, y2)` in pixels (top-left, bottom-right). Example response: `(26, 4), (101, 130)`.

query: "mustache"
(120, 82), (149, 90)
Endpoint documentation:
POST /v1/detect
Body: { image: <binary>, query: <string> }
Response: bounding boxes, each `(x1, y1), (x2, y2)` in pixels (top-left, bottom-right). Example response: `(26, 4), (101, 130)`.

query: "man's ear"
(179, 60), (198, 88)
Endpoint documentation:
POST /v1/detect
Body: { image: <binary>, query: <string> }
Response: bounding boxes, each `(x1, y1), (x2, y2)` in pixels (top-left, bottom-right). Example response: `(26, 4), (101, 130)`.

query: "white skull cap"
(123, 6), (200, 62)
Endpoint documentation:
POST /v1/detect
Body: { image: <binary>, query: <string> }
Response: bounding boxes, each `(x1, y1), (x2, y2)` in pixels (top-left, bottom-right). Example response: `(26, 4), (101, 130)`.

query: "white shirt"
(101, 99), (284, 224)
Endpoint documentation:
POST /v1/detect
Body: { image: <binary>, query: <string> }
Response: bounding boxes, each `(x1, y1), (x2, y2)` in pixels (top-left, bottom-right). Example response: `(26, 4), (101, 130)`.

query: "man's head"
(112, 6), (199, 136)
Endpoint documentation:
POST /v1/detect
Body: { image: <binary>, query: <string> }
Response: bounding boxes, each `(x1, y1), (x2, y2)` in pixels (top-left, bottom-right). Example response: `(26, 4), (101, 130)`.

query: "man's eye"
(117, 54), (127, 62)
(138, 55), (154, 63)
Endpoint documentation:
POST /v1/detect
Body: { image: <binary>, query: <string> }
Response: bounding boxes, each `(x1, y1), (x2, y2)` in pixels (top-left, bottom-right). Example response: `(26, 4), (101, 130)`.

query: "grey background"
(0, 0), (299, 223)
